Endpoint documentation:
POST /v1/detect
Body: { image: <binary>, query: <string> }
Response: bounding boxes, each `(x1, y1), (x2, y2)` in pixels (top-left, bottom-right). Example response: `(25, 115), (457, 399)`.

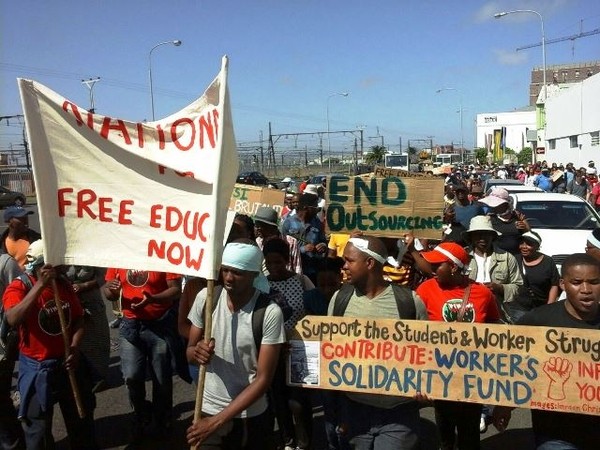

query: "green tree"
(364, 145), (387, 165)
(474, 147), (488, 164)
(518, 147), (533, 165)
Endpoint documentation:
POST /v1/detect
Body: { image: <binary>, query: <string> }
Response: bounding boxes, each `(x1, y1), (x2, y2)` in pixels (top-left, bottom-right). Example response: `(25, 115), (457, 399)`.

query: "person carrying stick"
(3, 240), (97, 450)
(186, 240), (285, 449)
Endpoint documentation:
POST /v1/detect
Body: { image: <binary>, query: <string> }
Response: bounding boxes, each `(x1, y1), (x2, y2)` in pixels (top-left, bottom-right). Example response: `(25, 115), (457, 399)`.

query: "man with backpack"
(186, 240), (285, 449)
(0, 252), (25, 450)
(327, 236), (428, 450)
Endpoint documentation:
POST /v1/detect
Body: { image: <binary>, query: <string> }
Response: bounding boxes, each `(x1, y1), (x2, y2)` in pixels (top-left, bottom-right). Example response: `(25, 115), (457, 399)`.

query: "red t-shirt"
(3, 275), (84, 361)
(416, 279), (500, 323)
(105, 268), (181, 320)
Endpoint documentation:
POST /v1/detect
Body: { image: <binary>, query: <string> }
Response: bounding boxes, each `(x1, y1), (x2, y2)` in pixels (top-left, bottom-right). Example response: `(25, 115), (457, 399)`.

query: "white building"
(543, 72), (600, 166)
(476, 107), (536, 154)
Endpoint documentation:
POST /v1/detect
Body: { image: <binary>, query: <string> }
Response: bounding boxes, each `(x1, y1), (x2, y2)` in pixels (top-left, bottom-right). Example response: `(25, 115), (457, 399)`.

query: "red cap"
(421, 242), (469, 268)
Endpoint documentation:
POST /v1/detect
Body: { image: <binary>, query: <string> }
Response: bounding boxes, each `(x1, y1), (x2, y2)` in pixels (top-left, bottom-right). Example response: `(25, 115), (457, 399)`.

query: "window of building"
(592, 131), (600, 147)
(549, 139), (556, 150)
(570, 135), (578, 148)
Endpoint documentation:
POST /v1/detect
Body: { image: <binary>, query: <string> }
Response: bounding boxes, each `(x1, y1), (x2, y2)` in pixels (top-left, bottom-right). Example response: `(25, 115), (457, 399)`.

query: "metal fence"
(0, 169), (35, 196)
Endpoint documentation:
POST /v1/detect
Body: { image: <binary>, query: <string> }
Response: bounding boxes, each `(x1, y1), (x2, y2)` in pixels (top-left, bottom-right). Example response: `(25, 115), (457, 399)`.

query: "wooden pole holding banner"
(51, 279), (85, 418)
(191, 279), (215, 450)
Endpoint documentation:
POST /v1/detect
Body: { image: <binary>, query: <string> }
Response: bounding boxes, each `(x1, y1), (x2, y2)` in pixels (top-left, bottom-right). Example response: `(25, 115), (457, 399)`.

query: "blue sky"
(1, 0), (599, 157)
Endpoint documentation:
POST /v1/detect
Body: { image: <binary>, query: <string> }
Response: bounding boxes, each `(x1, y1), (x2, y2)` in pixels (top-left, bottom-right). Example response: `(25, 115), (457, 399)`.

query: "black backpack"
(0, 274), (34, 362)
(202, 286), (272, 354)
(332, 283), (417, 319)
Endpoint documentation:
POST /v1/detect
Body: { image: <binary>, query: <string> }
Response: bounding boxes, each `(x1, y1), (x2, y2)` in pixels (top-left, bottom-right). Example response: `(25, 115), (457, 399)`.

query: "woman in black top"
(505, 231), (560, 322)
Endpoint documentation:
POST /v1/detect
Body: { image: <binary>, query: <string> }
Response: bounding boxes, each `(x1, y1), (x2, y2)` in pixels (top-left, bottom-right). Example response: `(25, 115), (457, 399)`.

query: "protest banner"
(18, 56), (237, 280)
(288, 316), (600, 415)
(229, 184), (286, 216)
(325, 174), (445, 239)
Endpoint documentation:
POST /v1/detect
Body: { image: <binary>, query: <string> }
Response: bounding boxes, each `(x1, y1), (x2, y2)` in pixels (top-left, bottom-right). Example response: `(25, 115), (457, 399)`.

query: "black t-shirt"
(518, 303), (600, 448)
(514, 255), (560, 309)
(490, 214), (522, 255)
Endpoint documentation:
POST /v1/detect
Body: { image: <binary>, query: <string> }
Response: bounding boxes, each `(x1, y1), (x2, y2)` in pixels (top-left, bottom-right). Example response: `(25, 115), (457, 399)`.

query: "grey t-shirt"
(188, 288), (285, 417)
(327, 284), (428, 409)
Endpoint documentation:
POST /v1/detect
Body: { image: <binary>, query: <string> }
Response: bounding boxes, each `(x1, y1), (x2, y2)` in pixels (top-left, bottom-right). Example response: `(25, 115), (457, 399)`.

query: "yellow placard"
(229, 184), (286, 216)
(288, 316), (600, 415)
(325, 174), (445, 240)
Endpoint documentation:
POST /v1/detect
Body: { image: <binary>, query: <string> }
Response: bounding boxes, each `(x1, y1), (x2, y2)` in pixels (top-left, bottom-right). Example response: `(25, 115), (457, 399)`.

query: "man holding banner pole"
(186, 241), (285, 449)
(3, 240), (97, 450)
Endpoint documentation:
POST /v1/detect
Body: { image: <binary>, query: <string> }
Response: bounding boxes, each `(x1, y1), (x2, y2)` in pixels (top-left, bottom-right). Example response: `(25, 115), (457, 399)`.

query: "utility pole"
(81, 77), (101, 113)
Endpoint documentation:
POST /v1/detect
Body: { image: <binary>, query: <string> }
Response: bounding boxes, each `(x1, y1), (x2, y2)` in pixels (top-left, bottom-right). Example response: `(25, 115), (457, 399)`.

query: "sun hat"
(587, 229), (600, 250)
(421, 242), (469, 268)
(463, 215), (500, 238)
(478, 187), (509, 208)
(4, 206), (33, 223)
(520, 231), (542, 246)
(254, 206), (279, 227)
(303, 184), (319, 196)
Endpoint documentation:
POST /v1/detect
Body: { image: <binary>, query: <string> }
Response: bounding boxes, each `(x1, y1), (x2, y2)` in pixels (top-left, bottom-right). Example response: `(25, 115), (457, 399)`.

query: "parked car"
(0, 185), (26, 208)
(485, 185), (544, 196)
(483, 178), (523, 192)
(511, 192), (600, 269)
(236, 171), (269, 186)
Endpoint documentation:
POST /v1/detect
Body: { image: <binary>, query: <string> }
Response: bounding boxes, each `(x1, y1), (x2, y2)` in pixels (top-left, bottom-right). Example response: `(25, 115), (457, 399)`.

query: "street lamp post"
(148, 39), (182, 121)
(494, 10), (546, 101)
(495, 9), (546, 164)
(326, 92), (349, 172)
(436, 87), (464, 162)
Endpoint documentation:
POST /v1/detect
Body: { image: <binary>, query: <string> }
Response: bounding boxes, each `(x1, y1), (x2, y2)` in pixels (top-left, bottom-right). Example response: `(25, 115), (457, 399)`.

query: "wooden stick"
(191, 279), (215, 450)
(52, 279), (85, 418)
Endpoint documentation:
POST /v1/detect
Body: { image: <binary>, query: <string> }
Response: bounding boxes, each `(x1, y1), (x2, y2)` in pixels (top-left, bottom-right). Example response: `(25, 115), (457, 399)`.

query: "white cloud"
(493, 49), (528, 65)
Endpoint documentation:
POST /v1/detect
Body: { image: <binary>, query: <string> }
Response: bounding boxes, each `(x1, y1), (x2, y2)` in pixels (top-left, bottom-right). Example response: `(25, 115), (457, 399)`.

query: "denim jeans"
(119, 322), (173, 426)
(20, 362), (97, 450)
(339, 396), (420, 450)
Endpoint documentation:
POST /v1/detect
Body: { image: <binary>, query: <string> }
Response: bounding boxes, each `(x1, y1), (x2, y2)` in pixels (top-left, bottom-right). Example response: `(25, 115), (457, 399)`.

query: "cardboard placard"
(229, 184), (286, 216)
(325, 174), (445, 239)
(288, 316), (600, 415)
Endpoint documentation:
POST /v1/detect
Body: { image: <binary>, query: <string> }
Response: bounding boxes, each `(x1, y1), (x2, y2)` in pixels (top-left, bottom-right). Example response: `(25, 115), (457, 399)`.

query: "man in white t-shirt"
(186, 241), (285, 449)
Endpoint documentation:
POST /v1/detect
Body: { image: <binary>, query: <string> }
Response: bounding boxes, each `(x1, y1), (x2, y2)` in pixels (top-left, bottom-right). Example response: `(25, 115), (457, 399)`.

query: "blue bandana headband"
(222, 242), (270, 293)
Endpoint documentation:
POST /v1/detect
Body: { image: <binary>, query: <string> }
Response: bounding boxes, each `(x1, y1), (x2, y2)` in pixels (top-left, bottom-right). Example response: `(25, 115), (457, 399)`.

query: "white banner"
(18, 56), (237, 279)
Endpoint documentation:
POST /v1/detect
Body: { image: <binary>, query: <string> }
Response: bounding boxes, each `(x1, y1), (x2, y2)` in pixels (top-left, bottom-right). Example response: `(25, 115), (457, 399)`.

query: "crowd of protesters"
(1, 159), (599, 450)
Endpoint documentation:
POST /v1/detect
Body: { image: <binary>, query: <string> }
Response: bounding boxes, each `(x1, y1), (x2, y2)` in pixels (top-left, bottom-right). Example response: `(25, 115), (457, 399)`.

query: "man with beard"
(493, 253), (600, 449)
